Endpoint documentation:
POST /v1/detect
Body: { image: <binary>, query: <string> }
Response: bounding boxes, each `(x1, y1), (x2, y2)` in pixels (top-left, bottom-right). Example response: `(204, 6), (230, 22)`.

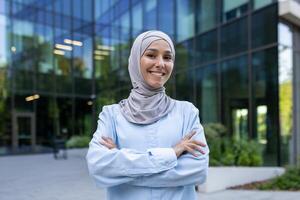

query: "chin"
(149, 82), (163, 89)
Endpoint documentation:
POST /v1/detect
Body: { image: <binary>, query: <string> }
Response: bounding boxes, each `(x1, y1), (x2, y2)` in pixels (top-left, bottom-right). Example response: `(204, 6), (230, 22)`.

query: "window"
(176, 0), (195, 42)
(0, 0), (8, 15)
(144, 0), (157, 30)
(194, 30), (217, 65)
(175, 39), (194, 70)
(221, 55), (248, 139)
(195, 64), (218, 123)
(253, 0), (273, 10)
(251, 4), (277, 48)
(0, 15), (8, 69)
(252, 47), (279, 166)
(132, 2), (143, 37)
(221, 17), (248, 57)
(196, 0), (217, 33)
(175, 69), (195, 103)
(222, 0), (248, 22)
(158, 0), (174, 37)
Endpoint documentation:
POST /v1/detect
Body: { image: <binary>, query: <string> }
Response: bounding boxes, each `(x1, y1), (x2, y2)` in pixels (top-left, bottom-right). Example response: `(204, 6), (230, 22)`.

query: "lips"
(149, 71), (166, 76)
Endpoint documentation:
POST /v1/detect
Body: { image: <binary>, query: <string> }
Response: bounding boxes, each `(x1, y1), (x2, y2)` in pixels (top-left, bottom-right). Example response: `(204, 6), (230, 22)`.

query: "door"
(12, 112), (36, 151)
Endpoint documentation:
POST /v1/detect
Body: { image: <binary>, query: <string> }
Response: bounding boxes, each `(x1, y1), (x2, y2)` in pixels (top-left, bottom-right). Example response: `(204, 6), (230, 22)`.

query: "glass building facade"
(0, 0), (298, 166)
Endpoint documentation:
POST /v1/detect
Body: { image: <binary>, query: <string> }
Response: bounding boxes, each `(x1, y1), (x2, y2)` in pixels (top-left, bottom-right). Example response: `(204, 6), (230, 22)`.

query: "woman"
(86, 30), (209, 200)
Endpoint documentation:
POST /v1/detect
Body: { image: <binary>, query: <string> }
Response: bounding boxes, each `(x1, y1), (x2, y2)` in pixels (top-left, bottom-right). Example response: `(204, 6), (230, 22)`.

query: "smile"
(149, 71), (166, 76)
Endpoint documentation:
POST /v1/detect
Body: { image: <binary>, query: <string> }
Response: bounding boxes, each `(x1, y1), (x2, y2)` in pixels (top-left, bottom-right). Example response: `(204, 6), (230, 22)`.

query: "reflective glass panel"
(132, 2), (143, 37)
(0, 15), (9, 69)
(195, 64), (218, 123)
(0, 94), (12, 155)
(252, 47), (279, 166)
(12, 19), (35, 71)
(221, 17), (248, 57)
(62, 0), (72, 16)
(222, 0), (248, 22)
(54, 54), (72, 94)
(35, 24), (54, 92)
(176, 0), (195, 42)
(278, 23), (293, 165)
(0, 0), (8, 15)
(253, 0), (273, 10)
(75, 98), (92, 136)
(73, 0), (82, 19)
(36, 96), (55, 147)
(56, 97), (73, 138)
(82, 0), (93, 22)
(251, 4), (277, 48)
(74, 35), (93, 95)
(14, 69), (34, 92)
(0, 68), (11, 154)
(158, 0), (174, 37)
(175, 69), (195, 103)
(194, 30), (217, 65)
(175, 39), (194, 70)
(14, 93), (34, 112)
(221, 55), (248, 140)
(144, 0), (157, 30)
(196, 0), (217, 33)
(54, 30), (72, 94)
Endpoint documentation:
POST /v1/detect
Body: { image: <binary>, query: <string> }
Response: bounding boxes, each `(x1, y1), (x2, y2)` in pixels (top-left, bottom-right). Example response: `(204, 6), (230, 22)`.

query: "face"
(140, 39), (174, 89)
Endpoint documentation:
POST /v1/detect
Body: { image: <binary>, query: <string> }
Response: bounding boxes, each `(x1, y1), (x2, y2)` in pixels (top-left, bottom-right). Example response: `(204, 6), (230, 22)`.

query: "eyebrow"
(145, 48), (172, 54)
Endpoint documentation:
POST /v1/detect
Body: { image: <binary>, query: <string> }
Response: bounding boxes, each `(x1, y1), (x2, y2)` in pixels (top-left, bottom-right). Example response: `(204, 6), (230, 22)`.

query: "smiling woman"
(86, 30), (209, 200)
(140, 40), (174, 89)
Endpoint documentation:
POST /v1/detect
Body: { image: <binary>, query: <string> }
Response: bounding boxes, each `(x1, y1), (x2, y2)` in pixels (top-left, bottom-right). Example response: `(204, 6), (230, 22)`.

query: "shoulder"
(173, 100), (198, 114)
(98, 104), (120, 117)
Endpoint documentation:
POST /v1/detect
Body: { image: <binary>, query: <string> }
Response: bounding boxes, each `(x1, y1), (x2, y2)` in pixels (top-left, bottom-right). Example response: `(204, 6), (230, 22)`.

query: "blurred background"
(0, 0), (299, 169)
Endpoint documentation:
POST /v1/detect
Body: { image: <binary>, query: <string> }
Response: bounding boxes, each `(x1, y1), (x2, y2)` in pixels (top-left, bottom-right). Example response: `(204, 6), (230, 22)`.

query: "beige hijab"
(119, 30), (175, 124)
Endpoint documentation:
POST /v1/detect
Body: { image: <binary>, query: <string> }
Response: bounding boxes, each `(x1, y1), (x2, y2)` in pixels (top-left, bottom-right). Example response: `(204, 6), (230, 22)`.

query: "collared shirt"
(86, 100), (209, 200)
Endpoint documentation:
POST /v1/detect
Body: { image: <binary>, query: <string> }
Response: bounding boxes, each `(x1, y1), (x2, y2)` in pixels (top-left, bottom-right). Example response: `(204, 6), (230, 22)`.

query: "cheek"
(140, 60), (149, 78)
(166, 63), (174, 74)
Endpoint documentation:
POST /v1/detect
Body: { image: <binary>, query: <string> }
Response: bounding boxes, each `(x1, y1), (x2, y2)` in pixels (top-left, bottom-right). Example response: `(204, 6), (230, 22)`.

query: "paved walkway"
(0, 149), (299, 200)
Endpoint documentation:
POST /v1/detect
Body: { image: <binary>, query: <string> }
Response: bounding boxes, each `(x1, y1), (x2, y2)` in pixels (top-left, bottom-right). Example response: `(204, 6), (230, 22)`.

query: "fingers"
(190, 140), (206, 147)
(100, 139), (114, 149)
(182, 138), (206, 156)
(185, 145), (198, 157)
(102, 136), (114, 144)
(188, 143), (206, 155)
(184, 130), (197, 140)
(100, 136), (116, 149)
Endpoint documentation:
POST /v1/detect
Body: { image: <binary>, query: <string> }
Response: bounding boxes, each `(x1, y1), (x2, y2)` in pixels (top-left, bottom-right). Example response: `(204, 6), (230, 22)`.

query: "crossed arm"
(100, 131), (208, 187)
(86, 106), (209, 188)
(101, 130), (206, 158)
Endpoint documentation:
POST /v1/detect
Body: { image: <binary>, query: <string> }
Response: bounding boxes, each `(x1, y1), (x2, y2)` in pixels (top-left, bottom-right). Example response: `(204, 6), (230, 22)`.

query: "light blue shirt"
(86, 100), (209, 200)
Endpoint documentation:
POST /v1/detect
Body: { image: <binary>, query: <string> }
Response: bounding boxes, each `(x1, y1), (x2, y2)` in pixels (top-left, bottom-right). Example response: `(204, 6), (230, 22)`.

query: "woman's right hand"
(173, 131), (206, 158)
(100, 136), (117, 149)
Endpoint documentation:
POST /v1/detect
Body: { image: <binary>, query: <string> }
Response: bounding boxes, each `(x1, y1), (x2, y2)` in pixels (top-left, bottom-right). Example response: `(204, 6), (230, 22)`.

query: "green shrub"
(258, 167), (300, 190)
(66, 135), (91, 148)
(204, 123), (228, 140)
(203, 123), (225, 166)
(234, 139), (263, 166)
(221, 152), (235, 166)
(204, 123), (263, 166)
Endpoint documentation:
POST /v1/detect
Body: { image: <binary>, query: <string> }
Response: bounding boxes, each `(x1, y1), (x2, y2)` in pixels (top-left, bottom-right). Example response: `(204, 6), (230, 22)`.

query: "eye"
(146, 54), (155, 59)
(164, 55), (172, 61)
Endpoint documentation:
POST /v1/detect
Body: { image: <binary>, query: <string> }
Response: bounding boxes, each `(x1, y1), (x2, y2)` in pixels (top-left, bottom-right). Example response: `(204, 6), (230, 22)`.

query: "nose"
(155, 56), (164, 68)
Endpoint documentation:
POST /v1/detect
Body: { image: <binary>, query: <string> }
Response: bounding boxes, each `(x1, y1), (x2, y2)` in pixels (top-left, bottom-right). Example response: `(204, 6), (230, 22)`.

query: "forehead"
(146, 39), (171, 52)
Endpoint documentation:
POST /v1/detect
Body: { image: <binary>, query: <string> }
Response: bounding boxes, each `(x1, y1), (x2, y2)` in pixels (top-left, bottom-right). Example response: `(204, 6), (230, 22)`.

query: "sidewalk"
(0, 148), (299, 200)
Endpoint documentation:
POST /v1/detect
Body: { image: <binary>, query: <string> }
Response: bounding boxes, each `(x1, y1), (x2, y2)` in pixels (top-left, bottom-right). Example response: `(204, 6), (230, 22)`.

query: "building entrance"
(12, 112), (36, 152)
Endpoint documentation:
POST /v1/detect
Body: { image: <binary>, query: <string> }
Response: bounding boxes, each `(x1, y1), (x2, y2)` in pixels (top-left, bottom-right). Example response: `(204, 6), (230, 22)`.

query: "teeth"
(150, 72), (164, 76)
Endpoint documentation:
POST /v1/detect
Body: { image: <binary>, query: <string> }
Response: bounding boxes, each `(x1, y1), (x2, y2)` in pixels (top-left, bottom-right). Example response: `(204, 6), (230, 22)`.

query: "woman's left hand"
(100, 136), (117, 149)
